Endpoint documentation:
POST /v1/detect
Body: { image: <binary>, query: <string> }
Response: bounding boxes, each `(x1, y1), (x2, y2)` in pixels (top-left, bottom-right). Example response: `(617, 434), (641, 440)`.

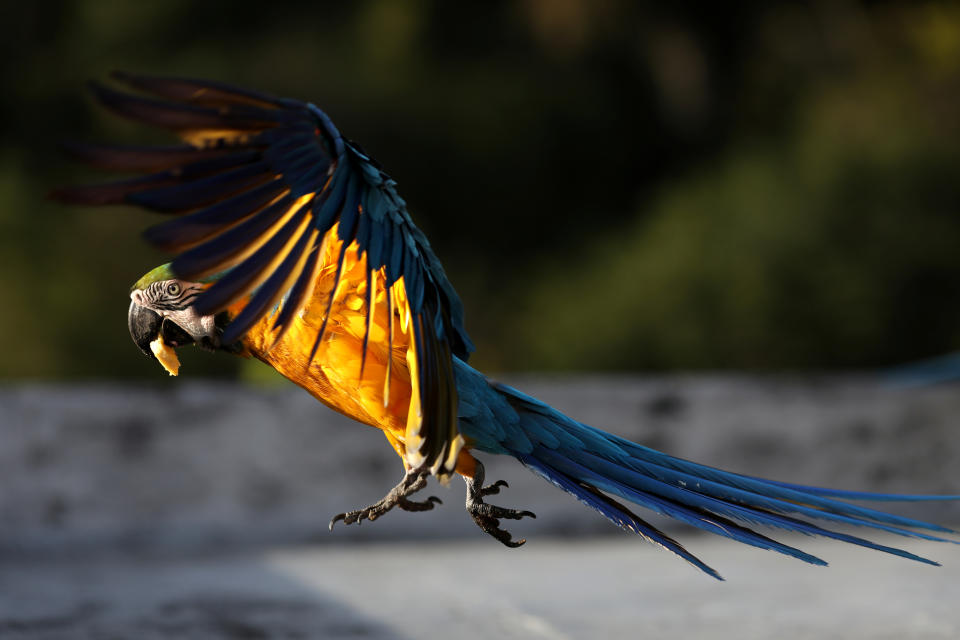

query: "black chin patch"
(161, 317), (194, 348)
(214, 311), (246, 354)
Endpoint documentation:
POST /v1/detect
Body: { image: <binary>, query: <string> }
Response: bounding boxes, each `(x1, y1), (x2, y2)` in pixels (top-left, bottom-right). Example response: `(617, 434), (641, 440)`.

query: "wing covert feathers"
(57, 72), (472, 478)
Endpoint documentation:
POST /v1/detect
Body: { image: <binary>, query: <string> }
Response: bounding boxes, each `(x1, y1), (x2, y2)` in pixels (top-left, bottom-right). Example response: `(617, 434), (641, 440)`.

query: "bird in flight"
(55, 72), (958, 579)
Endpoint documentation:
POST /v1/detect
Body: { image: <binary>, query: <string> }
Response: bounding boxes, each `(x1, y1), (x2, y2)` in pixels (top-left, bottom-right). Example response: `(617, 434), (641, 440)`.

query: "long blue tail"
(455, 365), (959, 580)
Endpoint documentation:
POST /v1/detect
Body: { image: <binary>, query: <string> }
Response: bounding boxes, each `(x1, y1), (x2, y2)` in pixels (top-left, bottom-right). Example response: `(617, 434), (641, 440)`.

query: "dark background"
(5, 0), (960, 380)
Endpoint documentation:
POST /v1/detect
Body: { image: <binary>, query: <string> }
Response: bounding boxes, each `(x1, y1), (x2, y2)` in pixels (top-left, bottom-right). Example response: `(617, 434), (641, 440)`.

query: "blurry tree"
(506, 3), (960, 370)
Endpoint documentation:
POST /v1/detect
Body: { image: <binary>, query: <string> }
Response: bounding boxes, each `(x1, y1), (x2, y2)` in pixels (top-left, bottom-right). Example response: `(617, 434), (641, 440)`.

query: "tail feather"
(475, 379), (960, 578)
(563, 448), (942, 565)
(534, 446), (831, 567)
(609, 451), (954, 543)
(592, 427), (958, 535)
(519, 453), (726, 580)
(759, 480), (960, 502)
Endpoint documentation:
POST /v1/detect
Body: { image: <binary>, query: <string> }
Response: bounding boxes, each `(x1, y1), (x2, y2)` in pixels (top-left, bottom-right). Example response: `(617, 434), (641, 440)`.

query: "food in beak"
(150, 336), (181, 376)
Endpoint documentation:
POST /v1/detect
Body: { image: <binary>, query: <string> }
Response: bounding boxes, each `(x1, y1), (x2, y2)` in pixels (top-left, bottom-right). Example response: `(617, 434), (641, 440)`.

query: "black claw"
(397, 495), (443, 513)
(328, 468), (436, 532)
(481, 479), (509, 496)
(472, 512), (528, 548)
(464, 461), (535, 548)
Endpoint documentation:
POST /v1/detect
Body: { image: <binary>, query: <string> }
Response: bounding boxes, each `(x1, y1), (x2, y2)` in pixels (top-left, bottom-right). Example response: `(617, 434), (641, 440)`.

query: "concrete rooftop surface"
(3, 534), (960, 639)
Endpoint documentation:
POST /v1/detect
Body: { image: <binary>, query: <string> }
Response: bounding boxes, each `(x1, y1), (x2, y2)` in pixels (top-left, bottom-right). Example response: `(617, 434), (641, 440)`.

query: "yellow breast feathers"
(241, 225), (447, 465)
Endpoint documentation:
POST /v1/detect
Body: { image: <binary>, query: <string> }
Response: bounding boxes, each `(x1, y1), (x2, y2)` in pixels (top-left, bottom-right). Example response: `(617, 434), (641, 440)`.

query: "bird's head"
(127, 264), (232, 375)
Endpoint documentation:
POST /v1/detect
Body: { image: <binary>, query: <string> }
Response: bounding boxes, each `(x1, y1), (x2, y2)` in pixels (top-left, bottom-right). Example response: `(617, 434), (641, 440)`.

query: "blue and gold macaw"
(56, 73), (959, 579)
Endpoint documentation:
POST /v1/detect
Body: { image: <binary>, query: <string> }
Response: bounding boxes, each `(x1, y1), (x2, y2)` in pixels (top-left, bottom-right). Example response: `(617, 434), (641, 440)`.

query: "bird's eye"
(167, 282), (181, 296)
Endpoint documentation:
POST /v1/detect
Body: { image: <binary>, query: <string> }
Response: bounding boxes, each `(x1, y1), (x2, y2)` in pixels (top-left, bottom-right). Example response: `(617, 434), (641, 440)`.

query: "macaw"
(55, 73), (959, 579)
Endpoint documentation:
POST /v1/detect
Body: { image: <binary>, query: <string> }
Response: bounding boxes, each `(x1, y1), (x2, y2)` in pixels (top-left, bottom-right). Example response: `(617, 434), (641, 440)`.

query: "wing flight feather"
(54, 72), (474, 478)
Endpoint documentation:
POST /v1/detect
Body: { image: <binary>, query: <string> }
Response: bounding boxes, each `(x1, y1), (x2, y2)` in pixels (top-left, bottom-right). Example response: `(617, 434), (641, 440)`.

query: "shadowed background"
(5, 1), (960, 380)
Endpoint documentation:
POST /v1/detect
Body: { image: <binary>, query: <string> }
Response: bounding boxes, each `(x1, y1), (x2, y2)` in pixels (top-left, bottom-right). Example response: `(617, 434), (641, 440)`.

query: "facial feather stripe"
(142, 280), (204, 311)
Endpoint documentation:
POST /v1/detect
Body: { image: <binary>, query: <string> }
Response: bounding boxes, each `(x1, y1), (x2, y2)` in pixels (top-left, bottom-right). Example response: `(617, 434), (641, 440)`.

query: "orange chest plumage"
(238, 233), (421, 457)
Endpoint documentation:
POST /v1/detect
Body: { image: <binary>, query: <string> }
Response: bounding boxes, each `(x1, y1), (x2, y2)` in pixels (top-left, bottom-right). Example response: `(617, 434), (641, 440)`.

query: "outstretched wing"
(55, 72), (474, 478)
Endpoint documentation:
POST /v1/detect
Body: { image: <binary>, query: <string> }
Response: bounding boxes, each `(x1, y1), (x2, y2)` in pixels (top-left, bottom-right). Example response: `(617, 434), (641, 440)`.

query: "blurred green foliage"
(509, 4), (960, 370)
(3, 1), (960, 379)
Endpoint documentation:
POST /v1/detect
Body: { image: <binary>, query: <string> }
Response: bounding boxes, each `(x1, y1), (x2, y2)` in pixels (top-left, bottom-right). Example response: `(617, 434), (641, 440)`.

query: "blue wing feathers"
(307, 103), (345, 157)
(363, 185), (388, 223)
(354, 208), (372, 261)
(274, 144), (329, 178)
(59, 141), (240, 172)
(193, 200), (312, 317)
(221, 221), (315, 345)
(62, 73), (474, 364)
(406, 251), (425, 312)
(110, 71), (294, 110)
(271, 243), (321, 336)
(311, 163), (348, 229)
(143, 180), (288, 251)
(128, 161), (274, 212)
(51, 171), (182, 206)
(169, 193), (295, 277)
(363, 206), (384, 265)
(90, 81), (281, 131)
(387, 224), (405, 287)
(336, 172), (362, 241)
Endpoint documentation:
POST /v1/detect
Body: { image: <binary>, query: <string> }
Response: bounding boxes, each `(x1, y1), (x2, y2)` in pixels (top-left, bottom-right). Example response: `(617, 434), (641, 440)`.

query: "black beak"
(129, 301), (162, 358)
(128, 301), (194, 358)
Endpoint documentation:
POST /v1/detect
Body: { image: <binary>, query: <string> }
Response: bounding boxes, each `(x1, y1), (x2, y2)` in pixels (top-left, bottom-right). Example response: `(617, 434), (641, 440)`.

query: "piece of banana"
(149, 337), (180, 376)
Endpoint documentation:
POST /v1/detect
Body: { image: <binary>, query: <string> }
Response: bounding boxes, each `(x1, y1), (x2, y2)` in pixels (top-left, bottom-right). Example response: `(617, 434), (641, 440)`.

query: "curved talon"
(330, 509), (376, 530)
(472, 512), (529, 548)
(481, 479), (509, 496)
(397, 495), (442, 512)
(329, 507), (373, 530)
(465, 460), (535, 547)
(328, 468), (435, 533)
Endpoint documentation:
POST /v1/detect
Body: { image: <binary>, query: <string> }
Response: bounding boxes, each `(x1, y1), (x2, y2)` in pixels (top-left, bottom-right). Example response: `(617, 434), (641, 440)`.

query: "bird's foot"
(465, 460), (536, 548)
(329, 468), (441, 530)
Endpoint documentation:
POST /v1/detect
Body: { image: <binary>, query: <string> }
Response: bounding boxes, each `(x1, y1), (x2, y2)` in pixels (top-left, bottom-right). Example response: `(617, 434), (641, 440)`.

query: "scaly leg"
(329, 467), (441, 530)
(465, 459), (536, 548)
